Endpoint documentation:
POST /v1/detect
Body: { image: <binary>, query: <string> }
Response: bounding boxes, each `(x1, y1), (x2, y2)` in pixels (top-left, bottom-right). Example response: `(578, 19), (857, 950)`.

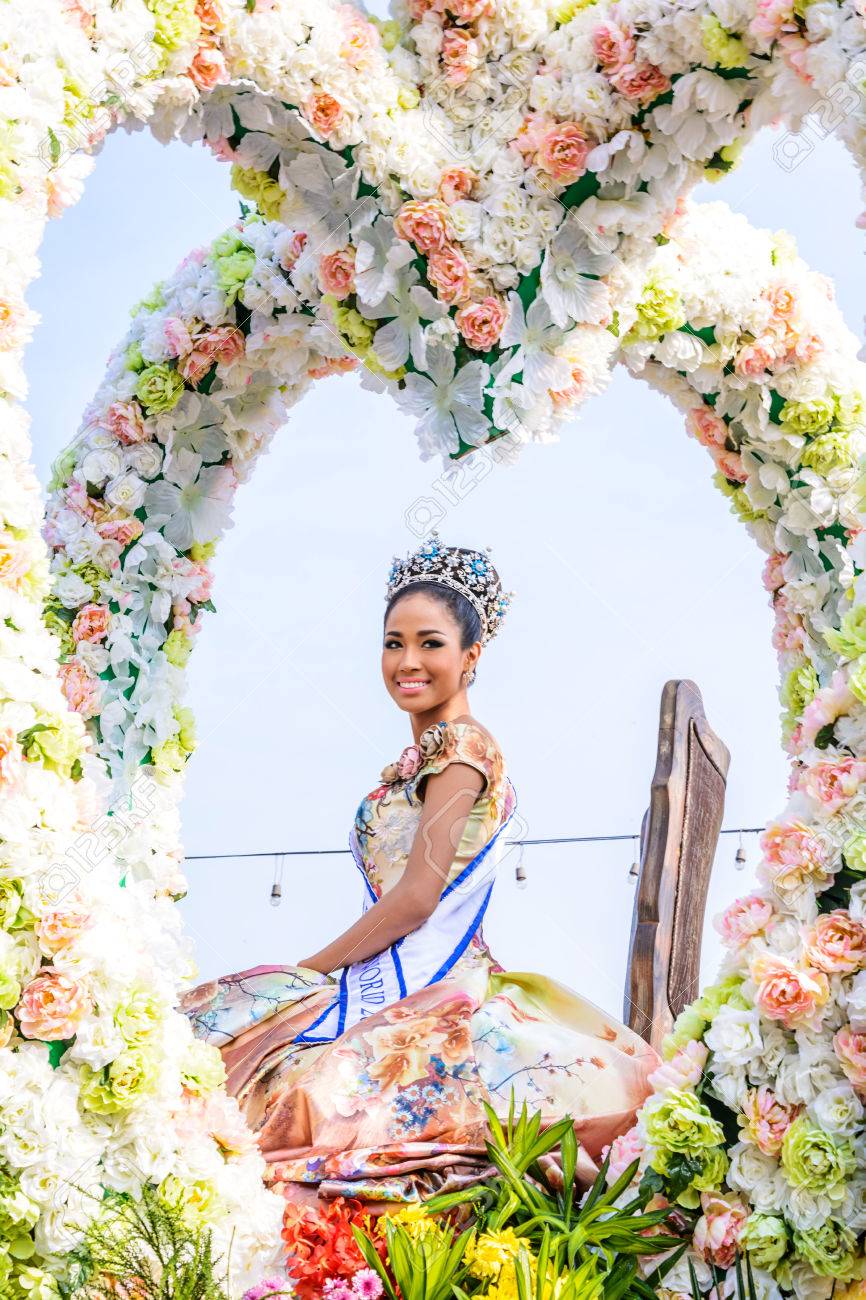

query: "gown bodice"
(350, 719), (517, 969)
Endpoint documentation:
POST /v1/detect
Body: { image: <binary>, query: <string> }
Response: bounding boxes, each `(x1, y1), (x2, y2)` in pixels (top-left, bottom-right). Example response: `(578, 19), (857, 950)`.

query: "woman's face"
(382, 591), (479, 716)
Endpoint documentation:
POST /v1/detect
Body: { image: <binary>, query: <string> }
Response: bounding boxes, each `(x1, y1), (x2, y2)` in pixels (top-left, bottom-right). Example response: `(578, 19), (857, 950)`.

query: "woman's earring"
(463, 667), (476, 687)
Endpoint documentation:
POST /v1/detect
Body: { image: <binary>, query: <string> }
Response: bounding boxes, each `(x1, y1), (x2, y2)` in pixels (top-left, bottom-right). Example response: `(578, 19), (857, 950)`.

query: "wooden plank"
(624, 680), (730, 1054)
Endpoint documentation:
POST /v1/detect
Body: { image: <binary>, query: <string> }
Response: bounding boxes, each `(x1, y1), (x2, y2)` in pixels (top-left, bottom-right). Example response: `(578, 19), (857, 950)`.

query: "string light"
(628, 836), (640, 879)
(270, 853), (285, 907)
(735, 831), (747, 869)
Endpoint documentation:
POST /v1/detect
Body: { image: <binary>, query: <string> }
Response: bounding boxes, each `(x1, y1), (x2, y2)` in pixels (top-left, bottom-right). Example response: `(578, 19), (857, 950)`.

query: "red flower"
(281, 1197), (389, 1300)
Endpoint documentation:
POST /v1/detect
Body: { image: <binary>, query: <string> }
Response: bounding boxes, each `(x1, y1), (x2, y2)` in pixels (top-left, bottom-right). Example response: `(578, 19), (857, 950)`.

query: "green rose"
(114, 988), (162, 1046)
(779, 395), (835, 437)
(835, 390), (865, 431)
(780, 1117), (855, 1194)
(17, 718), (83, 781)
(714, 474), (765, 522)
(792, 1220), (858, 1279)
(230, 164), (285, 222)
(824, 605), (866, 659)
(146, 0), (200, 51)
(164, 629), (192, 668)
(623, 272), (686, 344)
(79, 1048), (158, 1115)
(124, 340), (146, 373)
(0, 881), (24, 932)
(46, 447), (77, 494)
(849, 656), (866, 706)
(843, 830), (866, 873)
(740, 1213), (789, 1269)
(43, 602), (75, 657)
(159, 1174), (221, 1227)
(150, 737), (188, 777)
(800, 429), (856, 476)
(643, 1089), (726, 1173)
(135, 363), (184, 415)
(180, 1039), (226, 1095)
(129, 280), (167, 318)
(781, 662), (819, 736)
(13, 1265), (62, 1299)
(691, 1146), (730, 1194)
(700, 15), (750, 68)
(214, 248), (256, 303)
(0, 965), (21, 1013)
(175, 707), (197, 753)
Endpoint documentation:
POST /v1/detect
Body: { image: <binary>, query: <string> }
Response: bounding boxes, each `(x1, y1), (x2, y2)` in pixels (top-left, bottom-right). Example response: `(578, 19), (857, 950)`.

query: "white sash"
(294, 783), (517, 1045)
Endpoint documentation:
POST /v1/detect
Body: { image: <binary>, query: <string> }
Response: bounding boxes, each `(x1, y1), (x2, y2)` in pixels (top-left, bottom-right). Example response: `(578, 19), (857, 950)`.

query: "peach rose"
(454, 296), (508, 351)
(449, 0), (490, 17)
(734, 337), (779, 378)
(318, 248), (356, 299)
(765, 280), (798, 321)
(537, 122), (592, 183)
(713, 894), (774, 949)
(687, 405), (728, 449)
(710, 447), (748, 483)
(610, 61), (671, 103)
(305, 91), (343, 137)
(179, 325), (245, 385)
(96, 512), (144, 547)
(592, 19), (636, 70)
(189, 44), (227, 91)
(59, 661), (100, 719)
(758, 820), (831, 893)
(800, 757), (866, 812)
(195, 0), (224, 34)
(104, 400), (150, 445)
(0, 531), (30, 590)
(441, 26), (479, 83)
(427, 244), (472, 304)
(16, 968), (92, 1040)
(394, 199), (452, 253)
(72, 602), (110, 644)
(693, 1193), (749, 1269)
(740, 1086), (800, 1154)
(751, 952), (829, 1029)
(163, 317), (192, 358)
(804, 910), (866, 975)
(0, 726), (22, 786)
(789, 331), (822, 365)
(338, 4), (379, 66)
(36, 904), (93, 956)
(762, 552), (787, 592)
(834, 1025), (866, 1089)
(439, 167), (474, 204)
(771, 596), (805, 654)
(279, 231), (307, 271)
(308, 356), (359, 379)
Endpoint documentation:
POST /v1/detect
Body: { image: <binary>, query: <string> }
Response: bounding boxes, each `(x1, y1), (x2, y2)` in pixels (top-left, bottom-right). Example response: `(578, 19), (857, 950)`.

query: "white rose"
(104, 471), (147, 512)
(809, 1083), (864, 1135)
(726, 1141), (781, 1210)
(80, 446), (123, 485)
(705, 1005), (763, 1065)
(54, 571), (92, 608)
(124, 442), (163, 479)
(75, 641), (110, 676)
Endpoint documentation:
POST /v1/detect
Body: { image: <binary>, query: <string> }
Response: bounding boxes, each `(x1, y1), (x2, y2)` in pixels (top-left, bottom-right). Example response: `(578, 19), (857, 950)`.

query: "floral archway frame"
(4, 0), (866, 1294)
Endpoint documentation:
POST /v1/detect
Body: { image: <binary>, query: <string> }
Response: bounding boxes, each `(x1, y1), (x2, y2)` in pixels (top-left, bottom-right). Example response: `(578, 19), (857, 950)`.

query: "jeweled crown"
(385, 531), (515, 647)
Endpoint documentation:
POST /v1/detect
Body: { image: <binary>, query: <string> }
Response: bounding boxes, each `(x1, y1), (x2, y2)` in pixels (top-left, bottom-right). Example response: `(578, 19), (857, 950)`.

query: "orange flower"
(281, 1197), (388, 1300)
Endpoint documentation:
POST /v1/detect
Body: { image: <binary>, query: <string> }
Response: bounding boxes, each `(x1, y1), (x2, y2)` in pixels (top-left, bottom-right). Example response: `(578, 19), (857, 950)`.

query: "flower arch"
(5, 0), (866, 1294)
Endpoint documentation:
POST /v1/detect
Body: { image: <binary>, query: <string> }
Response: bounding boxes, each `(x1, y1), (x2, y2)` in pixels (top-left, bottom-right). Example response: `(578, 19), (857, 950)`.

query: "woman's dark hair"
(384, 579), (482, 651)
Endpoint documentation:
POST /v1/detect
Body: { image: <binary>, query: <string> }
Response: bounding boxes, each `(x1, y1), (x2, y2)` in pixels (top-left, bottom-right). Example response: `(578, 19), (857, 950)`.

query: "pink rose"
(789, 331), (822, 365)
(308, 356), (359, 379)
(601, 1125), (644, 1183)
(448, 0), (490, 17)
(279, 231), (308, 271)
(537, 121), (592, 183)
(163, 317), (193, 358)
(72, 602), (110, 643)
(305, 91), (343, 137)
(693, 1194), (749, 1269)
(96, 512), (144, 547)
(396, 744), (423, 780)
(757, 820), (831, 897)
(16, 968), (92, 1040)
(195, 0), (225, 34)
(734, 338), (778, 378)
(338, 5), (379, 66)
(740, 1086), (799, 1154)
(804, 910), (866, 975)
(188, 43), (227, 91)
(59, 660), (101, 719)
(173, 556), (213, 605)
(36, 904), (92, 956)
(647, 1039), (708, 1091)
(394, 200), (452, 254)
(713, 894), (774, 949)
(441, 27), (479, 84)
(179, 326), (245, 385)
(592, 20), (636, 71)
(318, 247), (356, 299)
(834, 1026), (866, 1089)
(0, 726), (22, 787)
(454, 296), (508, 351)
(688, 406), (728, 449)
(797, 671), (855, 750)
(750, 0), (796, 44)
(762, 552), (787, 592)
(609, 61), (671, 103)
(104, 400), (150, 445)
(438, 167), (474, 205)
(765, 281), (798, 321)
(771, 595), (805, 654)
(710, 447), (748, 483)
(751, 952), (829, 1029)
(800, 757), (866, 812)
(427, 244), (472, 304)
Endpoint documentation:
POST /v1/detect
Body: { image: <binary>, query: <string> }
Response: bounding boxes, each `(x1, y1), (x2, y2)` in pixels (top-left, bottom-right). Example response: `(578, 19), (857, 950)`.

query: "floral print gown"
(181, 719), (659, 1209)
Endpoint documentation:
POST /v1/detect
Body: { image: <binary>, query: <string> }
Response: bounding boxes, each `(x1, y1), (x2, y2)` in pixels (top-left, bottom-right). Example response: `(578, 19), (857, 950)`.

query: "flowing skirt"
(180, 948), (660, 1210)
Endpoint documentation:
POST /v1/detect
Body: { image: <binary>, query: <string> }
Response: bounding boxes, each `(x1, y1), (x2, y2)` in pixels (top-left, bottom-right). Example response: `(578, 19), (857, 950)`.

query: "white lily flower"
(540, 217), (613, 328)
(143, 448), (235, 552)
(395, 345), (491, 460)
(354, 219), (415, 309)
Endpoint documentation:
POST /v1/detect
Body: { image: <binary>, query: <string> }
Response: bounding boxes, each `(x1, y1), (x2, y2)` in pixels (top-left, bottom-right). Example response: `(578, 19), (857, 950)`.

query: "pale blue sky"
(24, 117), (864, 1018)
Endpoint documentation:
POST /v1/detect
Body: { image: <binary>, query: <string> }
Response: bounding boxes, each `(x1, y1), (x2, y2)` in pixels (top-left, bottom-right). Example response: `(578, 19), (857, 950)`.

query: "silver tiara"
(385, 531), (515, 646)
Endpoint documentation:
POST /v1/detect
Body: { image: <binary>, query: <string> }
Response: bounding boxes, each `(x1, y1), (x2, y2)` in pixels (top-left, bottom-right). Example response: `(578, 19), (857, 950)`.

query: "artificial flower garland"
(3, 0), (866, 1294)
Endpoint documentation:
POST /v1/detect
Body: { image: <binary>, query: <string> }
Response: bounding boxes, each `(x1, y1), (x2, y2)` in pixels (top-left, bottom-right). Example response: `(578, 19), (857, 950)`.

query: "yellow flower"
(464, 1227), (524, 1280)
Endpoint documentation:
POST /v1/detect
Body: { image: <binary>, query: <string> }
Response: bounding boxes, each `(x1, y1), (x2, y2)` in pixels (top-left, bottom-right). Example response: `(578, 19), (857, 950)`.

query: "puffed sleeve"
(414, 721), (500, 801)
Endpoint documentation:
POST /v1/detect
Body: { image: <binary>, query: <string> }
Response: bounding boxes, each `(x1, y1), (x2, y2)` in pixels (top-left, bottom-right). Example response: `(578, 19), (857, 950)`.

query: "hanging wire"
(735, 830), (747, 869)
(184, 825), (765, 863)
